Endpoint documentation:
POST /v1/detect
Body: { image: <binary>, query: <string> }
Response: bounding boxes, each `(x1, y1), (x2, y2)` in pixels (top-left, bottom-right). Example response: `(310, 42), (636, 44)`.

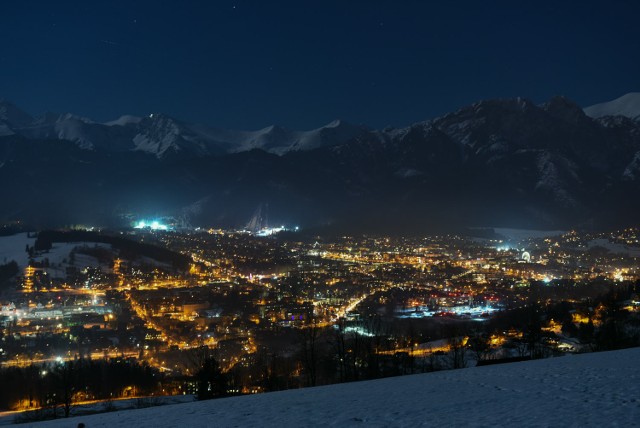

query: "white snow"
(33, 242), (113, 278)
(584, 92), (640, 120)
(104, 115), (142, 126)
(18, 347), (640, 427)
(1, 97), (365, 158)
(16, 113), (97, 150)
(0, 234), (113, 276)
(0, 233), (36, 268)
(52, 115), (96, 150)
(220, 120), (364, 155)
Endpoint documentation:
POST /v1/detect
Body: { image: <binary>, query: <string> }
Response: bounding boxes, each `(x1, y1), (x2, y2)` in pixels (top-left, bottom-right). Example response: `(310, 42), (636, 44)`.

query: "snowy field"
(0, 233), (36, 268)
(0, 232), (173, 278)
(17, 347), (640, 427)
(0, 233), (112, 275)
(32, 242), (113, 279)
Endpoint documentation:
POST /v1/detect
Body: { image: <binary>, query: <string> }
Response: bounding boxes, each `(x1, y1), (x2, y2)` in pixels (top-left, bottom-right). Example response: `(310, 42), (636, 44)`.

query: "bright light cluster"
(134, 220), (169, 231)
(254, 226), (299, 236)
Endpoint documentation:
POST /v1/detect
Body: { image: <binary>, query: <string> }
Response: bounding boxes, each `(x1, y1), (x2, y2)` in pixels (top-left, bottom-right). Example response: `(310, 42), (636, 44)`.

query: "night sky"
(1, 0), (639, 130)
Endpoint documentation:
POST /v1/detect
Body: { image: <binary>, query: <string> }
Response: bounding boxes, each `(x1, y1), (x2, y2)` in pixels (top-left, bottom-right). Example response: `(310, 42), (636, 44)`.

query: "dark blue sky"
(1, 0), (639, 130)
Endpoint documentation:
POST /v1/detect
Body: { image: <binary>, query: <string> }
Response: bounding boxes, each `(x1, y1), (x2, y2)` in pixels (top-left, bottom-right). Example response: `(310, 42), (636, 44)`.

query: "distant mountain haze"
(0, 94), (638, 232)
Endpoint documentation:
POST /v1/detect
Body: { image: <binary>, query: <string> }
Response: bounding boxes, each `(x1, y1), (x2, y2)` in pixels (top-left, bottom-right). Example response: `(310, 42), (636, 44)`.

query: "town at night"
(1, 223), (639, 420)
(1, 0), (640, 425)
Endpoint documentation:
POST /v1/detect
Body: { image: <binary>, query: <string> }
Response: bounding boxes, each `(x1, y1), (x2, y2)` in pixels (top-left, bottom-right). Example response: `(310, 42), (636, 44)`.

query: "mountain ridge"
(584, 92), (640, 120)
(0, 99), (368, 158)
(0, 94), (639, 231)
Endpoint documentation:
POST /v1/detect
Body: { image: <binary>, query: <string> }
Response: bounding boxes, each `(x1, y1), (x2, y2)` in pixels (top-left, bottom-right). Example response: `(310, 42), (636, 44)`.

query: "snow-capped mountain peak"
(584, 92), (640, 120)
(0, 99), (369, 158)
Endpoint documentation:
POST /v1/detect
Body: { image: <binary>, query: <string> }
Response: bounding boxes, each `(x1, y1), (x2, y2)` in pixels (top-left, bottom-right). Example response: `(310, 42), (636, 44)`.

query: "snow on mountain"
(124, 117), (366, 157)
(0, 94), (639, 228)
(623, 150), (640, 180)
(4, 93), (639, 161)
(221, 119), (365, 155)
(130, 114), (207, 157)
(104, 115), (142, 126)
(131, 117), (363, 158)
(22, 112), (97, 149)
(0, 99), (366, 158)
(533, 151), (580, 207)
(24, 347), (640, 428)
(584, 92), (640, 120)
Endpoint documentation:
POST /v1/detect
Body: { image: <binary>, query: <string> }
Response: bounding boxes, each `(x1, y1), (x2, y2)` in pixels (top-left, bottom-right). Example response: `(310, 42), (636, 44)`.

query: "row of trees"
(0, 358), (161, 416)
(0, 260), (18, 290)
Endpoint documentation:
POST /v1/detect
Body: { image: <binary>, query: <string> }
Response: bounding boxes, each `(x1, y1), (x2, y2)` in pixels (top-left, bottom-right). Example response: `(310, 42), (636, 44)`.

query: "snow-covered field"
(32, 242), (113, 279)
(18, 347), (640, 427)
(0, 233), (36, 268)
(0, 233), (177, 283)
(0, 233), (112, 274)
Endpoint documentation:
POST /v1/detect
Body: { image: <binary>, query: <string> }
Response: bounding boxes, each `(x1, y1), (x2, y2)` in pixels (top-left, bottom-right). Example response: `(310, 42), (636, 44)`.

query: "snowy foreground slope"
(24, 348), (640, 427)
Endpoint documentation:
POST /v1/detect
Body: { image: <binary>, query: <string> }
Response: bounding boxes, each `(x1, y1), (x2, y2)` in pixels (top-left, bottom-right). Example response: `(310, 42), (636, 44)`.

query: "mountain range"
(0, 93), (639, 232)
(0, 101), (367, 158)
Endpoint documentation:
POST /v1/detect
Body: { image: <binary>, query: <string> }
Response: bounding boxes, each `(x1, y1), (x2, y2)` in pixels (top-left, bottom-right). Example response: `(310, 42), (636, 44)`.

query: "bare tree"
(332, 319), (349, 382)
(467, 328), (491, 363)
(299, 317), (320, 387)
(447, 335), (468, 369)
(363, 315), (384, 379)
(195, 357), (226, 400)
(426, 345), (442, 372)
(51, 360), (76, 418)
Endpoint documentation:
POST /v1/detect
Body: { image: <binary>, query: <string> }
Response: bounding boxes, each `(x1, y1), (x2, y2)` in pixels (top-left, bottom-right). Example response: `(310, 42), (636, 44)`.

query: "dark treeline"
(485, 281), (640, 354)
(0, 260), (19, 286)
(34, 230), (190, 271)
(0, 223), (26, 237)
(0, 358), (161, 416)
(221, 315), (438, 395)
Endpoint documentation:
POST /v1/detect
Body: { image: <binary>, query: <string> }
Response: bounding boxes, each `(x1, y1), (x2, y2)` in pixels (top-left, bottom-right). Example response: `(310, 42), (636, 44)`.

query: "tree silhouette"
(196, 357), (227, 400)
